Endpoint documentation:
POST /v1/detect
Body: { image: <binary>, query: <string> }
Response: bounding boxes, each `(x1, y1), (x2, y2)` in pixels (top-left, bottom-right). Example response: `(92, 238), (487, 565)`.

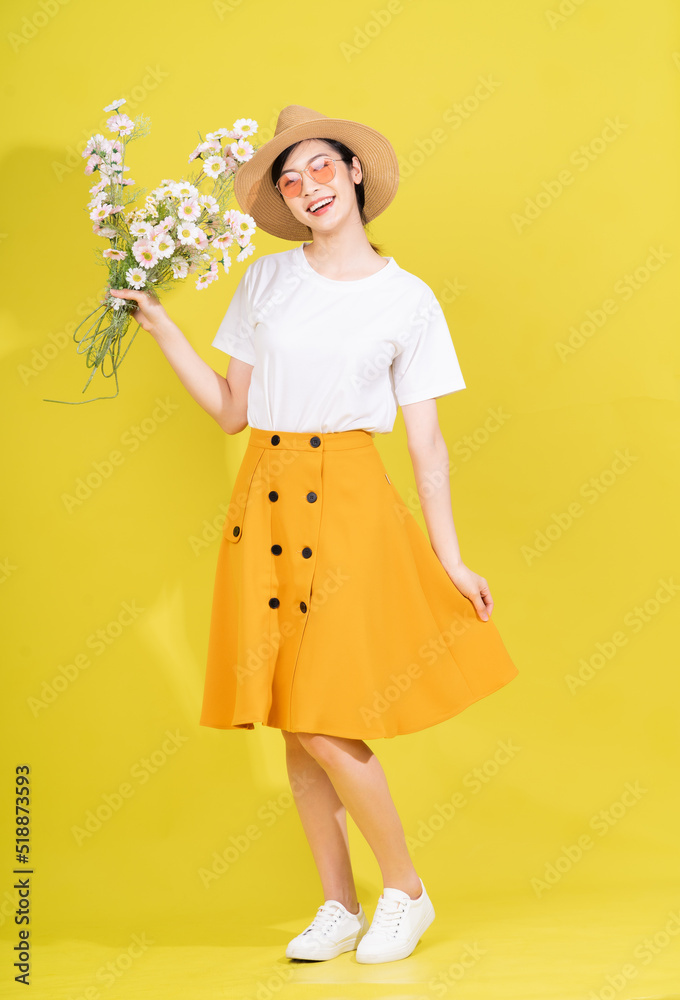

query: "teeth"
(309, 197), (333, 213)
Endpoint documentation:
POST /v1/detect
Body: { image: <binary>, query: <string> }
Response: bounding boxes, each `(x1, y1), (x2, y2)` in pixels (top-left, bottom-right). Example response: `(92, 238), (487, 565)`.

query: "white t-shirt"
(211, 243), (466, 435)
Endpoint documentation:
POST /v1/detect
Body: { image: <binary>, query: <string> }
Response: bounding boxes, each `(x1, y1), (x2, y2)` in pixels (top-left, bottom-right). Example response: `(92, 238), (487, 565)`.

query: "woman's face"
(278, 139), (363, 235)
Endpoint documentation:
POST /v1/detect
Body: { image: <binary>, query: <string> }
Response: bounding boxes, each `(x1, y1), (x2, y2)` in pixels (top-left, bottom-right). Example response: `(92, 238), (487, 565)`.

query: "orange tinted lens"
(279, 173), (301, 198)
(308, 157), (334, 182)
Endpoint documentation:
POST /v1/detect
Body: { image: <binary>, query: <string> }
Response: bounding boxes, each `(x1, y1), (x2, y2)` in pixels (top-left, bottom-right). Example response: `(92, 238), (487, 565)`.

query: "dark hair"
(270, 138), (385, 255)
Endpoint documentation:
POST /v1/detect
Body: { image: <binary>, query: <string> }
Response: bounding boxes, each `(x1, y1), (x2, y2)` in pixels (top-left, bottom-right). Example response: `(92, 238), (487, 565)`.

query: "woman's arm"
(401, 398), (493, 621)
(109, 289), (251, 434)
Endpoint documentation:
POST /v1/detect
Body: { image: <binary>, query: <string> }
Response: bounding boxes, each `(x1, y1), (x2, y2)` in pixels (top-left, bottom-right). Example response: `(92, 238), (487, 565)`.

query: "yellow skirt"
(199, 427), (519, 739)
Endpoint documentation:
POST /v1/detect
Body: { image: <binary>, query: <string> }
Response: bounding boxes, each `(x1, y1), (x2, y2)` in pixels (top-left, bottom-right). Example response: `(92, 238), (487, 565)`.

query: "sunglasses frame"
(275, 155), (347, 199)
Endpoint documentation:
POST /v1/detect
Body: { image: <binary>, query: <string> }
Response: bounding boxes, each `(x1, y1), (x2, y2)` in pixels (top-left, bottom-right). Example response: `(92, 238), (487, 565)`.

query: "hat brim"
(233, 117), (399, 241)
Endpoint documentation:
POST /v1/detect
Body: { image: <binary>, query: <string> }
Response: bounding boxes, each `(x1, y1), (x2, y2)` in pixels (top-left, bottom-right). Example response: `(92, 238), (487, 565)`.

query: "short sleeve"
(391, 287), (466, 406)
(211, 266), (257, 365)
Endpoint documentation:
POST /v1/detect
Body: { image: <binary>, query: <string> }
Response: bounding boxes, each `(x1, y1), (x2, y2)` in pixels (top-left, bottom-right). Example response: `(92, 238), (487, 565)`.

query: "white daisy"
(132, 239), (159, 268)
(89, 203), (114, 221)
(171, 180), (200, 200)
(231, 212), (256, 238)
(107, 113), (134, 136)
(211, 231), (234, 250)
(82, 133), (107, 157)
(130, 221), (154, 238)
(236, 242), (255, 261)
(177, 198), (201, 221)
(206, 129), (229, 140)
(170, 257), (189, 279)
(202, 155), (226, 178)
(103, 248), (126, 260)
(153, 233), (175, 259)
(89, 177), (108, 195)
(126, 267), (147, 289)
(84, 153), (103, 175)
(232, 118), (257, 137)
(195, 272), (213, 290)
(176, 222), (202, 245)
(199, 194), (220, 212)
(155, 216), (176, 234)
(222, 251), (232, 273)
(103, 98), (126, 112)
(229, 139), (254, 162)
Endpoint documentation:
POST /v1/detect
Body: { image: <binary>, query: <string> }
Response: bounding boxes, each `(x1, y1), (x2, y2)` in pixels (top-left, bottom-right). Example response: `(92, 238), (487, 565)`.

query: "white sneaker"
(285, 899), (369, 961)
(356, 879), (435, 964)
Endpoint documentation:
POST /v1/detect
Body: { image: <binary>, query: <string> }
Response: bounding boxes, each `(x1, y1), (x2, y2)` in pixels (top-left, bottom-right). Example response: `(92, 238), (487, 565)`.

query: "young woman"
(111, 104), (519, 966)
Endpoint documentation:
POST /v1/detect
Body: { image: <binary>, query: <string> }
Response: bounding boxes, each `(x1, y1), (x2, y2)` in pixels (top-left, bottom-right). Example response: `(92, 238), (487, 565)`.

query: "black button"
(271, 434), (280, 445)
(300, 601), (307, 613)
(271, 544), (282, 555)
(268, 490), (278, 502)
(232, 526), (240, 537)
(269, 597), (280, 609)
(306, 491), (317, 503)
(302, 547), (312, 558)
(310, 436), (321, 447)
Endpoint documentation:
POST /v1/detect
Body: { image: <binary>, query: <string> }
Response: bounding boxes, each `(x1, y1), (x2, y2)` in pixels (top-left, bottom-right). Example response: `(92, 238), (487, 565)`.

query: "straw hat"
(233, 104), (399, 241)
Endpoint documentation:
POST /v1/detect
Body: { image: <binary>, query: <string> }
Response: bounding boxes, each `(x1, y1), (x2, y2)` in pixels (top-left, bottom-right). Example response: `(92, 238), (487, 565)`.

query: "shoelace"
(369, 896), (408, 936)
(301, 902), (346, 939)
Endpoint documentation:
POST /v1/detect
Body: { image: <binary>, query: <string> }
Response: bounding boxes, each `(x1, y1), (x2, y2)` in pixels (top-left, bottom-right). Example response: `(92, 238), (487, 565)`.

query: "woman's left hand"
(443, 562), (493, 622)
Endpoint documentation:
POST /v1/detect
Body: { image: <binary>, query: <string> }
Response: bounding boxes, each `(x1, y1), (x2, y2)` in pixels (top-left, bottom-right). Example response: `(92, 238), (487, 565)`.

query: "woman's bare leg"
(281, 729), (360, 913)
(290, 731), (422, 899)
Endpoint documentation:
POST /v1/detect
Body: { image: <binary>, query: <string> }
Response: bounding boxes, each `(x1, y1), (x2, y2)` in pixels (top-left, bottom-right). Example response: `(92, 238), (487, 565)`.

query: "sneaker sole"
(286, 921), (369, 961)
(355, 899), (435, 964)
(286, 935), (363, 961)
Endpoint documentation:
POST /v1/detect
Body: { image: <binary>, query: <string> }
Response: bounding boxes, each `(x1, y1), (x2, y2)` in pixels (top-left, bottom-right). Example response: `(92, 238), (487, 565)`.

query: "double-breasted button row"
(270, 544), (312, 558)
(266, 449), (317, 612)
(269, 488), (317, 503)
(270, 434), (320, 449)
(269, 598), (308, 613)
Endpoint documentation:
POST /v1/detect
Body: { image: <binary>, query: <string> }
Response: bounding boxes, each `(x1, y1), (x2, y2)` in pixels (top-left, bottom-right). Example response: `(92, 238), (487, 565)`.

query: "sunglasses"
(275, 155), (346, 199)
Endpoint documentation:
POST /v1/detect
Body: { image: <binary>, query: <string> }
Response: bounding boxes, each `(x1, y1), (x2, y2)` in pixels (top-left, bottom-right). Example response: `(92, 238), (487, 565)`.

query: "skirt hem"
(198, 663), (518, 740)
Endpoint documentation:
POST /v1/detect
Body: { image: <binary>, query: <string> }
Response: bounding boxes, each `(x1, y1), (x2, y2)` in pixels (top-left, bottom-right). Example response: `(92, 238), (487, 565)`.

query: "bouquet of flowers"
(45, 98), (259, 404)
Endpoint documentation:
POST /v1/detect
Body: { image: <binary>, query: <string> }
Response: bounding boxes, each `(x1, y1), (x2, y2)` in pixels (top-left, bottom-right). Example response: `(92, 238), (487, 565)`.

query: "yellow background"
(2, 0), (680, 997)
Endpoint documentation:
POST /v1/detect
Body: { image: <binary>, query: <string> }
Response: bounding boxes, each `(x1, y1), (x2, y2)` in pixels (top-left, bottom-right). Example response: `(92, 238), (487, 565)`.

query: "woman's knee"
(280, 729), (303, 748)
(296, 732), (343, 767)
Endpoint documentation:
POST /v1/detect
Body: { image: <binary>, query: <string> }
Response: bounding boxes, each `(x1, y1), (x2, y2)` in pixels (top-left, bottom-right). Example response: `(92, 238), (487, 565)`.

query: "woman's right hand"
(109, 288), (171, 337)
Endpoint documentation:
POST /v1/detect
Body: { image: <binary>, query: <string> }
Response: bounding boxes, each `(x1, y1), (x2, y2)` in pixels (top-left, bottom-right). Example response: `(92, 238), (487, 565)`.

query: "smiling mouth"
(307, 196), (335, 214)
